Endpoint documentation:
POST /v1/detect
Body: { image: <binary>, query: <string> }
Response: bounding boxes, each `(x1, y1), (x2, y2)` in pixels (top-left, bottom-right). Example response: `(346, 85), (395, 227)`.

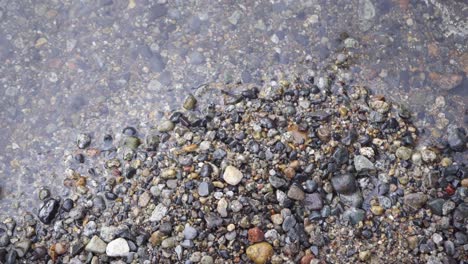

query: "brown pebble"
(248, 227), (265, 243)
(301, 254), (314, 264)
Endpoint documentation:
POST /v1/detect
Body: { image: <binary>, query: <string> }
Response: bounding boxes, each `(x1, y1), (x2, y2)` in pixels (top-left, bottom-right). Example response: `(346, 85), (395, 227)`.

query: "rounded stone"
(106, 238), (129, 257)
(246, 242), (274, 264)
(223, 166), (243, 186)
(331, 174), (357, 194)
(396, 146), (412, 160)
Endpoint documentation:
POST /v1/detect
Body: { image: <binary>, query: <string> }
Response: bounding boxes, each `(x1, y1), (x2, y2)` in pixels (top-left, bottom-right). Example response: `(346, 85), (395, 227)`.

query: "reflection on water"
(0, 0), (466, 216)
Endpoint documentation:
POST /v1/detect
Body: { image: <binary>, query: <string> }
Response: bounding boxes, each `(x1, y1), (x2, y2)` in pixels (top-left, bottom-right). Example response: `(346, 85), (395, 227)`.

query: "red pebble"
(248, 227), (264, 243)
(445, 185), (455, 196)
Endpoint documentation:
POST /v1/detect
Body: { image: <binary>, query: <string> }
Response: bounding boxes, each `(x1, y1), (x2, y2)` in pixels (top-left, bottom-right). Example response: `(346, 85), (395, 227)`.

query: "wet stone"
(38, 199), (60, 225)
(447, 127), (466, 151)
(158, 120), (175, 132)
(76, 133), (91, 149)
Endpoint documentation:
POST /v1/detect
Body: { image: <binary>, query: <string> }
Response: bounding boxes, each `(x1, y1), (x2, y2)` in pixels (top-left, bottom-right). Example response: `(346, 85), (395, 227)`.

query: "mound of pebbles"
(1, 68), (467, 264)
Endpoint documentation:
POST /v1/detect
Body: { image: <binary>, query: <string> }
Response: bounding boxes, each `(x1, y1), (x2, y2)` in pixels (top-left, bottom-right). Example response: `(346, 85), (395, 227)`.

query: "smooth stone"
(106, 238), (129, 257)
(158, 120), (175, 132)
(223, 166), (243, 186)
(404, 192), (428, 212)
(183, 94), (197, 110)
(246, 242), (274, 264)
(85, 236), (107, 254)
(354, 155), (375, 172)
(269, 175), (287, 188)
(331, 173), (357, 194)
(150, 204), (168, 222)
(198, 182), (212, 197)
(287, 184), (305, 201)
(161, 237), (177, 249)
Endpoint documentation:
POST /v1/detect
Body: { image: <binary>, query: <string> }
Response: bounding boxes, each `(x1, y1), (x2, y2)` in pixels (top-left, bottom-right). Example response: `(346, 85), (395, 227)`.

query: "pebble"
(447, 127), (466, 151)
(343, 208), (365, 225)
(158, 120), (175, 132)
(427, 198), (444, 216)
(106, 238), (130, 257)
(354, 155), (375, 172)
(359, 250), (371, 261)
(287, 184), (305, 201)
(183, 225), (198, 240)
(248, 227), (265, 243)
(304, 193), (323, 210)
(370, 205), (384, 216)
(200, 255), (214, 264)
(396, 146), (412, 160)
(331, 173), (357, 194)
(404, 192), (427, 211)
(76, 133), (91, 149)
(183, 94), (197, 110)
(271, 214), (283, 225)
(216, 198), (228, 217)
(150, 204), (168, 222)
(85, 236), (107, 254)
(246, 242), (274, 264)
(421, 149), (437, 163)
(38, 199), (60, 225)
(222, 166), (243, 186)
(198, 182), (212, 197)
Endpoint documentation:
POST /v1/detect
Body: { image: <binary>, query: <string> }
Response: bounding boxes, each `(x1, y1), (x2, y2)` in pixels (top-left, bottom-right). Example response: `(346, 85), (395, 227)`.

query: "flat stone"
(150, 203), (168, 222)
(427, 198), (445, 216)
(85, 236), (107, 254)
(198, 182), (212, 197)
(106, 238), (129, 257)
(404, 192), (428, 212)
(354, 155), (375, 172)
(287, 184), (305, 201)
(304, 193), (323, 210)
(223, 166), (243, 186)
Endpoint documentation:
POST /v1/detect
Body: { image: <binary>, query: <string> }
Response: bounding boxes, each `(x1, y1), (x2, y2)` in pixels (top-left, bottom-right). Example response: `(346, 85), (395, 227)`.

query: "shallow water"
(0, 0), (466, 217)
